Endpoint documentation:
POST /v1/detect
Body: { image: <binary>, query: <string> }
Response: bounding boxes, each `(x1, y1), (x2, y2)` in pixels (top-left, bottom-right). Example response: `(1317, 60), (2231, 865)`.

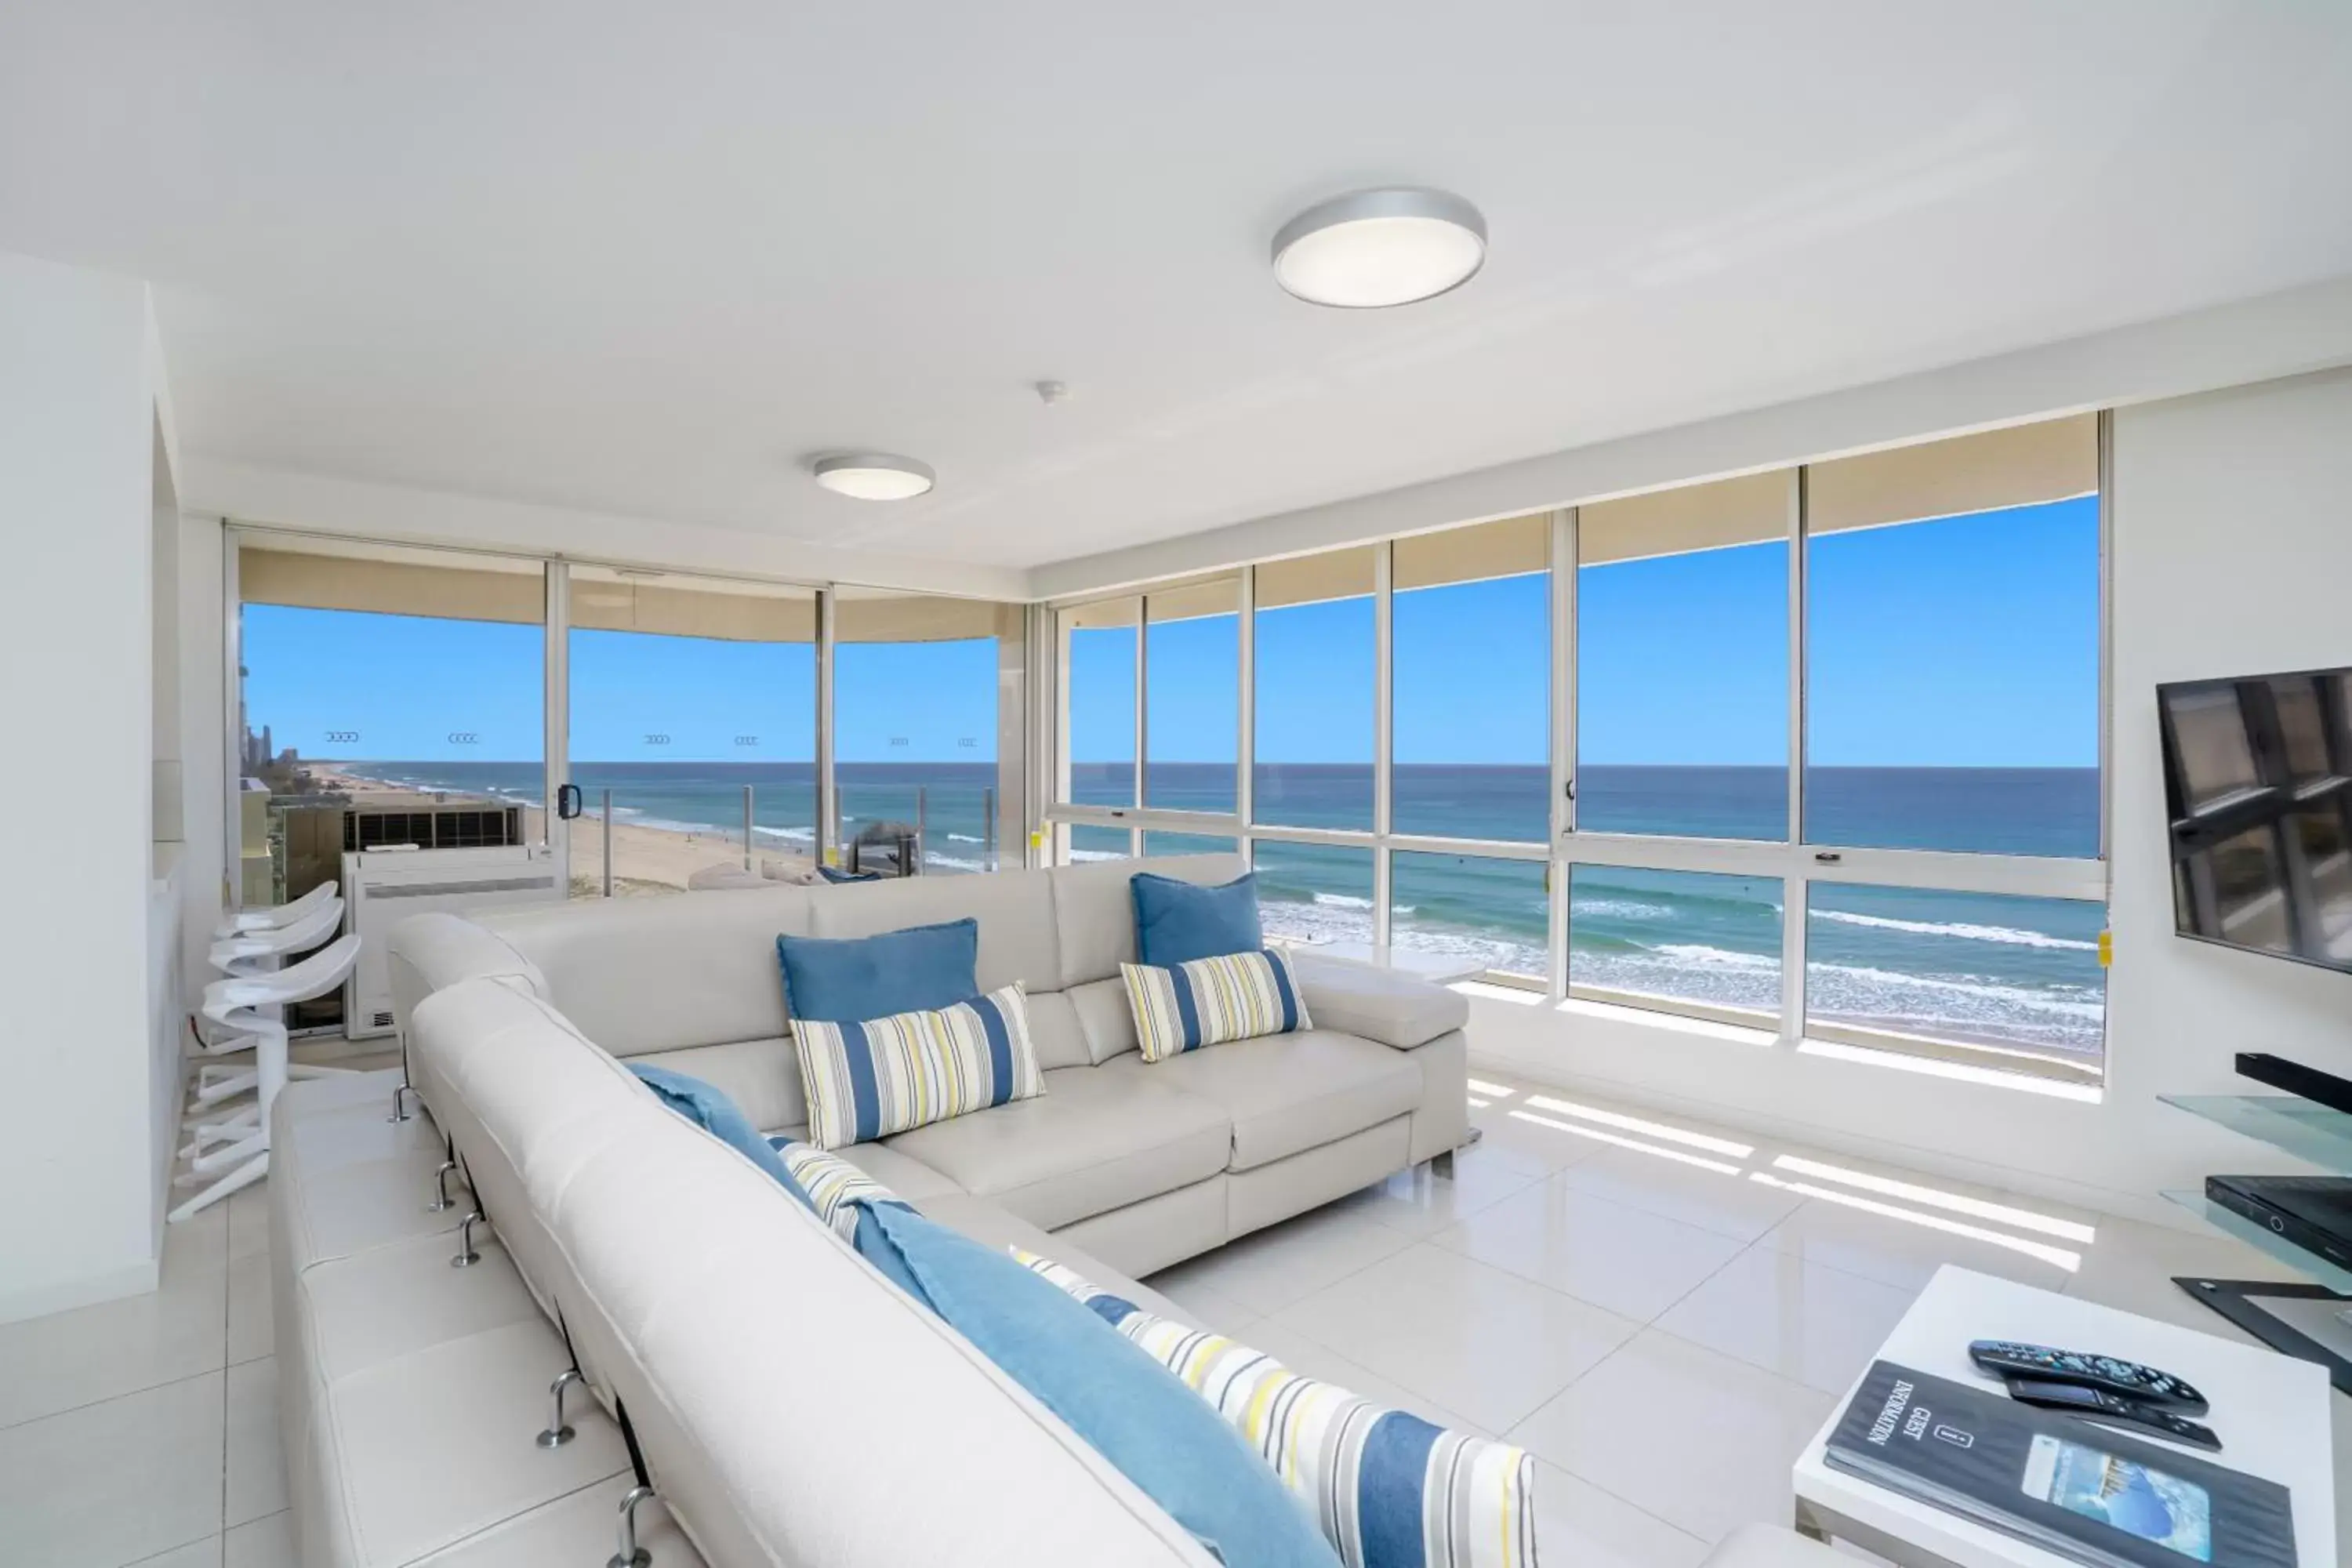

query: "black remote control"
(1967, 1340), (2209, 1414)
(2003, 1376), (2223, 1453)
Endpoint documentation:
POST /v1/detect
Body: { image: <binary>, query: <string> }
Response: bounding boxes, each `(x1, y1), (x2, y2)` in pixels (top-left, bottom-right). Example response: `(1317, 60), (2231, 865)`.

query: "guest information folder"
(1823, 1360), (2295, 1568)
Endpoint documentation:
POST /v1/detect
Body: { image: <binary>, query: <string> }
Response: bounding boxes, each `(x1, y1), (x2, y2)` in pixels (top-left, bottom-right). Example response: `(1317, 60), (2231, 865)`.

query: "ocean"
(343, 759), (2106, 1061)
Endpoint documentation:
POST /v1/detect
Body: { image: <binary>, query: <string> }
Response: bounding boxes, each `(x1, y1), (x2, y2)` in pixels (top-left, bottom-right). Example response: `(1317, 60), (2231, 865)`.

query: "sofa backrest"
(390, 854), (1250, 1127)
(408, 975), (1217, 1568)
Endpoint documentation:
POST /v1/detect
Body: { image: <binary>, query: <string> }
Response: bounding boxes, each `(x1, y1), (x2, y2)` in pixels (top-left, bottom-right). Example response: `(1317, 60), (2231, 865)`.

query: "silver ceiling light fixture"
(1272, 187), (1487, 308)
(811, 452), (936, 500)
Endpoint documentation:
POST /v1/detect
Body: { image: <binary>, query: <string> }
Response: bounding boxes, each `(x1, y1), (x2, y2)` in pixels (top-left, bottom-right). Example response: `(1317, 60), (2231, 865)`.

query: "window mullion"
(1781, 467), (1808, 1043)
(1373, 541), (1394, 952)
(1551, 508), (1575, 999)
(1237, 567), (1255, 832)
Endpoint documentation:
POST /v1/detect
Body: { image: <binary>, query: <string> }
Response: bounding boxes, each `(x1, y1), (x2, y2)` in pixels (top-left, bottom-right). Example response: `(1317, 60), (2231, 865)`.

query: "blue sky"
(245, 495), (2096, 771)
(241, 615), (999, 762)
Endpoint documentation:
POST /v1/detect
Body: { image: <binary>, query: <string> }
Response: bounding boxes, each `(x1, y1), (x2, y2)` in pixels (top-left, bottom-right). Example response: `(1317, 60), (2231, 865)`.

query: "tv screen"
(2158, 666), (2352, 970)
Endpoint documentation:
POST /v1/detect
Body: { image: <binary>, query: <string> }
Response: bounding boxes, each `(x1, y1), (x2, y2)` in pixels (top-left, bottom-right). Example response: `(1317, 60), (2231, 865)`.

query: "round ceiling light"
(811, 453), (936, 500)
(1272, 187), (1487, 308)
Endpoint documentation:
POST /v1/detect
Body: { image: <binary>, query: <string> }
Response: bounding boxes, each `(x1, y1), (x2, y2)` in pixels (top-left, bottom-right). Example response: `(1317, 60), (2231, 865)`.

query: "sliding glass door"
(563, 567), (818, 897)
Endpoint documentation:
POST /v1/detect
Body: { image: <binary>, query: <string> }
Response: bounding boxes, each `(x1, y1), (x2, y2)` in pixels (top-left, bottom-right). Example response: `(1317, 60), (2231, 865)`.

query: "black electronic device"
(2234, 1053), (2352, 1119)
(1967, 1341), (2209, 1415)
(2204, 1175), (2352, 1273)
(2002, 1377), (2223, 1454)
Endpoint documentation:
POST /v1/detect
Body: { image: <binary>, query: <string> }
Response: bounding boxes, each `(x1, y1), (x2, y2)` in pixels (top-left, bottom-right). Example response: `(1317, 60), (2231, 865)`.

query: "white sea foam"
(947, 833), (985, 844)
(1812, 909), (2096, 951)
(1573, 898), (1676, 921)
(1312, 892), (1374, 910)
(1652, 943), (1778, 973)
(1806, 962), (2106, 1020)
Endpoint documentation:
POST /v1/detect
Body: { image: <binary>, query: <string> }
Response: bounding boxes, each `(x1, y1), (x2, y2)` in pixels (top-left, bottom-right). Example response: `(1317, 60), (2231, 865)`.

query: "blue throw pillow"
(1131, 871), (1263, 967)
(630, 1064), (815, 1213)
(774, 917), (980, 1023)
(863, 1205), (1341, 1567)
(816, 863), (883, 884)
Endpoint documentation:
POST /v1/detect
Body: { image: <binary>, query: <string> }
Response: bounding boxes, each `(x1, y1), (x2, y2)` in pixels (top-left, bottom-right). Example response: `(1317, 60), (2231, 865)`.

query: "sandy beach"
(307, 765), (815, 895)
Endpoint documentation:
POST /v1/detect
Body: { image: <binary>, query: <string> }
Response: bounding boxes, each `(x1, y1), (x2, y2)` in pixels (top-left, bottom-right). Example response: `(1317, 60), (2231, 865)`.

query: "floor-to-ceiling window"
(236, 536), (547, 1024)
(234, 535), (1029, 912)
(1048, 520), (1557, 985)
(564, 566), (816, 896)
(1043, 411), (2108, 1084)
(835, 588), (1023, 875)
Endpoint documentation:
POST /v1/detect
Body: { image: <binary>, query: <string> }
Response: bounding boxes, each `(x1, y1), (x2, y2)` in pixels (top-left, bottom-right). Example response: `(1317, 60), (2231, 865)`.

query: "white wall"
(1469, 364), (2352, 1224)
(177, 515), (227, 994)
(0, 252), (172, 1320)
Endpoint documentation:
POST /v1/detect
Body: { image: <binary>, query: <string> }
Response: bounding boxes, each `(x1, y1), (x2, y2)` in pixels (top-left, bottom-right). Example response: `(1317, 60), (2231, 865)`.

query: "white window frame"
(226, 525), (1033, 901)
(1044, 413), (2113, 1086)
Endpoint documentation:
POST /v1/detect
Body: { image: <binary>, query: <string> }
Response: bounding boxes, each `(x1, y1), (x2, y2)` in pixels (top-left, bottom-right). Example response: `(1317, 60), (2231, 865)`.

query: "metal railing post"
(601, 789), (614, 898)
(743, 783), (756, 870)
(916, 786), (927, 873)
(983, 786), (996, 871)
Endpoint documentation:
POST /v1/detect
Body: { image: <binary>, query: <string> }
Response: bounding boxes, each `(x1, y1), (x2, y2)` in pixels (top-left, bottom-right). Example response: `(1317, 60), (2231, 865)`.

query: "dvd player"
(2205, 1173), (2352, 1272)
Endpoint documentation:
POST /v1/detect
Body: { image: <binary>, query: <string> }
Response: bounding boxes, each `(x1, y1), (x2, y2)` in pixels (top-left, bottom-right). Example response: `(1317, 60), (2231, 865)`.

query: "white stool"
(170, 933), (363, 1223)
(187, 895), (346, 1108)
(212, 878), (337, 939)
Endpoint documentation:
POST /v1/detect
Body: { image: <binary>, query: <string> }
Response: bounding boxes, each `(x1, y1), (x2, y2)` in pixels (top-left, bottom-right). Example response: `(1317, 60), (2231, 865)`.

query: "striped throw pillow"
(771, 1140), (908, 1240)
(1121, 948), (1312, 1062)
(1015, 1250), (1537, 1568)
(793, 982), (1044, 1149)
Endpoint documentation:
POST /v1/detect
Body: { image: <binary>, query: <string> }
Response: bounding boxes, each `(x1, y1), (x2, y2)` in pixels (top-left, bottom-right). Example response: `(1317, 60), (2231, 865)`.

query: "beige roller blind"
(1809, 414), (2096, 535)
(1393, 513), (1548, 591)
(239, 544), (544, 624)
(1145, 574), (1241, 625)
(571, 568), (816, 642)
(1579, 471), (1789, 565)
(1063, 595), (1140, 631)
(833, 589), (1020, 644)
(1257, 545), (1377, 610)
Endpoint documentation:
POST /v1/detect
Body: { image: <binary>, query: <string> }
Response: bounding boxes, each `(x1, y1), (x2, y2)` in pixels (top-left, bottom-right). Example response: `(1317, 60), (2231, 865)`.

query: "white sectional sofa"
(394, 853), (1472, 1276)
(271, 855), (1475, 1565)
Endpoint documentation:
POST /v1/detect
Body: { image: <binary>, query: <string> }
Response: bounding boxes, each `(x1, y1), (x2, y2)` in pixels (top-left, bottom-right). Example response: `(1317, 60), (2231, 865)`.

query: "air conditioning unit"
(341, 844), (564, 1039)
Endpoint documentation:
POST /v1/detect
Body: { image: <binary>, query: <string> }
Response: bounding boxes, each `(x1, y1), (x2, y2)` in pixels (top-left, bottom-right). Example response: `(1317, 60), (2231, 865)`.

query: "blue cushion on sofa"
(630, 1065), (815, 1210)
(816, 863), (883, 884)
(774, 917), (980, 1023)
(1131, 871), (1263, 967)
(863, 1204), (1340, 1566)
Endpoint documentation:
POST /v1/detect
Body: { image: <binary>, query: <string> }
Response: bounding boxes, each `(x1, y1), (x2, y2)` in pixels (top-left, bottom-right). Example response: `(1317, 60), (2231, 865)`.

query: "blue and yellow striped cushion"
(792, 982), (1044, 1149)
(771, 1141), (906, 1240)
(1016, 1251), (1537, 1568)
(1121, 948), (1312, 1062)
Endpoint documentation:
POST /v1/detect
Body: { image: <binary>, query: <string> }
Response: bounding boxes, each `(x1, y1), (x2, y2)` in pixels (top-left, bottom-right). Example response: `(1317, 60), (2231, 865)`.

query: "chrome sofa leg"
(387, 1080), (416, 1124)
(538, 1368), (581, 1448)
(451, 1209), (485, 1269)
(428, 1159), (459, 1213)
(609, 1483), (656, 1568)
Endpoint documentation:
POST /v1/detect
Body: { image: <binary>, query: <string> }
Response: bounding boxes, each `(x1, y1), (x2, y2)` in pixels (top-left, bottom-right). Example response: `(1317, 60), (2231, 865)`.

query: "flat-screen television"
(2158, 666), (2352, 970)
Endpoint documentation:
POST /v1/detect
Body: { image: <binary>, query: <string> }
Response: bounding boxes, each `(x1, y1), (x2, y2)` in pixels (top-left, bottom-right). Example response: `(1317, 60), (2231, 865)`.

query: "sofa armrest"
(387, 912), (551, 1040)
(1287, 953), (1468, 1049)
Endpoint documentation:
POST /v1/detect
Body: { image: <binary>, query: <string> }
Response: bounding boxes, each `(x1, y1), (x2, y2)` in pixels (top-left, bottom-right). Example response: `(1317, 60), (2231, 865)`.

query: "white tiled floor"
(1149, 1075), (2346, 1563)
(0, 1185), (295, 1568)
(0, 1070), (2335, 1567)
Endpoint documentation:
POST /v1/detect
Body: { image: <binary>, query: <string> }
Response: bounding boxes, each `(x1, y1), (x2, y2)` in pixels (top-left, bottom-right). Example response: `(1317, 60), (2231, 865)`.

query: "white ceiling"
(5, 2), (2350, 571)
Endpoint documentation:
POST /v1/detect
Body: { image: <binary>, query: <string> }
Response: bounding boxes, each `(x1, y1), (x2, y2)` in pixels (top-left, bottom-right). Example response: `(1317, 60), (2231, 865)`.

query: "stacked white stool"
(171, 884), (365, 1222)
(186, 894), (347, 1112)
